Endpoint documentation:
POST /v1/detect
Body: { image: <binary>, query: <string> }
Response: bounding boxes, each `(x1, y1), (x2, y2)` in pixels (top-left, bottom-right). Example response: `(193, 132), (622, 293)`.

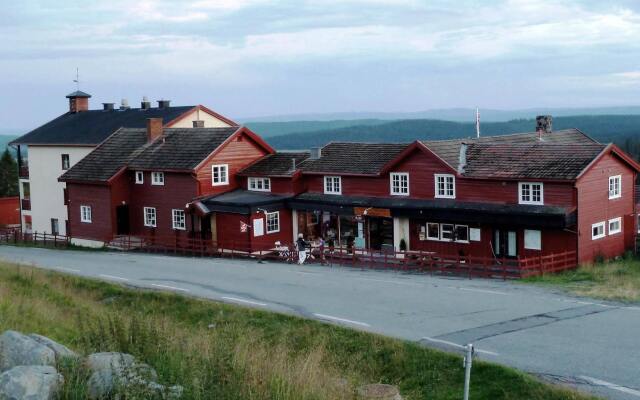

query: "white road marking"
(579, 375), (640, 397)
(421, 337), (500, 356)
(313, 313), (371, 327)
(53, 267), (80, 273)
(99, 274), (129, 281)
(295, 271), (316, 275)
(358, 277), (423, 287)
(625, 306), (640, 312)
(221, 296), (267, 306)
(449, 287), (509, 296)
(150, 283), (190, 292)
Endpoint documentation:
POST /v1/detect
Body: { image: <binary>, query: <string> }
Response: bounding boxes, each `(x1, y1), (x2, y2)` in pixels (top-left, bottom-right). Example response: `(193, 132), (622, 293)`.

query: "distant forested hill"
(244, 119), (388, 137)
(265, 115), (640, 159)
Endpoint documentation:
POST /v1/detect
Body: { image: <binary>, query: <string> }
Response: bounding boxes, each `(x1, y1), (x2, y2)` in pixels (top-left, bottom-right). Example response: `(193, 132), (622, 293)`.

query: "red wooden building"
(0, 197), (20, 228)
(60, 115), (640, 267)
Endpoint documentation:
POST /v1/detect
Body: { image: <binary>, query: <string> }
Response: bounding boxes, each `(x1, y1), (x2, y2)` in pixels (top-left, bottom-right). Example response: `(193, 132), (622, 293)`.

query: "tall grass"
(0, 262), (595, 399)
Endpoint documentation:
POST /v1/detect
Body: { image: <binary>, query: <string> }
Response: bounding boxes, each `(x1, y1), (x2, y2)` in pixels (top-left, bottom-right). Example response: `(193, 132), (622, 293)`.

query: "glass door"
(493, 229), (518, 258)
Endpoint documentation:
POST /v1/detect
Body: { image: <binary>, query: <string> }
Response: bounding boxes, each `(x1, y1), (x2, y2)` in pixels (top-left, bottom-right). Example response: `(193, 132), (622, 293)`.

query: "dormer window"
(135, 171), (144, 184)
(151, 172), (164, 186)
(324, 176), (341, 195)
(248, 177), (271, 192)
(390, 173), (409, 196)
(608, 175), (621, 199)
(519, 182), (543, 205)
(212, 164), (229, 186)
(435, 174), (455, 199)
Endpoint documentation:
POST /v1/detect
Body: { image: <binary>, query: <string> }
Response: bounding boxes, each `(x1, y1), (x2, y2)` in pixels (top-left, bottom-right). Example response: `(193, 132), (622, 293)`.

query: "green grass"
(523, 256), (640, 303)
(0, 262), (596, 400)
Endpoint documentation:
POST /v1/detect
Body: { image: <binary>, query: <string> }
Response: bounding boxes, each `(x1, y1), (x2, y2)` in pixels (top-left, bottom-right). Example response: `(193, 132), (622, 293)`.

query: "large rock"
(0, 365), (63, 400)
(0, 331), (55, 371)
(357, 384), (403, 400)
(28, 334), (79, 361)
(86, 352), (135, 374)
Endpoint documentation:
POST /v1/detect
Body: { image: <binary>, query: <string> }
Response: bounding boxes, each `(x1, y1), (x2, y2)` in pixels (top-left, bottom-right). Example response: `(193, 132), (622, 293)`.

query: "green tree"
(0, 148), (18, 197)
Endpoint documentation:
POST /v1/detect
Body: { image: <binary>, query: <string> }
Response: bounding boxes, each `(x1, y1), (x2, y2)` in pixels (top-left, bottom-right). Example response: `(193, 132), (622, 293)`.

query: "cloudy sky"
(2, 0), (640, 128)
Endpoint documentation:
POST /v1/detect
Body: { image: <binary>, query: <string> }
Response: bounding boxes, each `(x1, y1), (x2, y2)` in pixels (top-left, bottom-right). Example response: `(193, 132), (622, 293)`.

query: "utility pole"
(463, 343), (474, 400)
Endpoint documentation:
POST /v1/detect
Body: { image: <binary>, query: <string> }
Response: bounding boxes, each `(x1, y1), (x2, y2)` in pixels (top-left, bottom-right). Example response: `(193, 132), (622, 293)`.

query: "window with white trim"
(524, 229), (541, 250)
(172, 209), (186, 230)
(80, 205), (92, 223)
(212, 164), (229, 186)
(519, 182), (544, 205)
(266, 211), (280, 233)
(608, 175), (621, 199)
(440, 223), (454, 241)
(426, 222), (439, 240)
(455, 225), (469, 242)
(435, 174), (455, 198)
(324, 176), (341, 195)
(390, 172), (409, 196)
(424, 222), (470, 243)
(248, 177), (271, 192)
(135, 171), (144, 184)
(151, 172), (164, 186)
(144, 207), (157, 227)
(608, 217), (621, 235)
(592, 221), (605, 240)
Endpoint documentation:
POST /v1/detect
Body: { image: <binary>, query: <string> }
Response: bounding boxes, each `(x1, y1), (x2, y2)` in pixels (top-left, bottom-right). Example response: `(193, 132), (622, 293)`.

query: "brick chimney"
(146, 118), (163, 142)
(66, 91), (91, 113)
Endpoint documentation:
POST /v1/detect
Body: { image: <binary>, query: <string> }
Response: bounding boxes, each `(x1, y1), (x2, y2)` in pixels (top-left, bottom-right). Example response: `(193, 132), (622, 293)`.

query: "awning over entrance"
(190, 190), (292, 216)
(288, 193), (575, 228)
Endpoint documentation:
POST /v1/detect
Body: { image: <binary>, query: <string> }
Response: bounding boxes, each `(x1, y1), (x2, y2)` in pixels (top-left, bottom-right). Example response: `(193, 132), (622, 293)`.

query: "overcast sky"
(2, 0), (640, 129)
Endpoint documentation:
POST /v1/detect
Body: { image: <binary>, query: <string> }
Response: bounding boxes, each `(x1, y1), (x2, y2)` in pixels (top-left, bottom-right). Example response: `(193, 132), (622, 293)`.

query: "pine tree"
(0, 148), (18, 197)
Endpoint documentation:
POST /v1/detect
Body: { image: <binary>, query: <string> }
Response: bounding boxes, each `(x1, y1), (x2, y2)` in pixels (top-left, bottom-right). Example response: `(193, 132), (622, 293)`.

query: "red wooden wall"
(0, 197), (20, 226)
(66, 183), (113, 241)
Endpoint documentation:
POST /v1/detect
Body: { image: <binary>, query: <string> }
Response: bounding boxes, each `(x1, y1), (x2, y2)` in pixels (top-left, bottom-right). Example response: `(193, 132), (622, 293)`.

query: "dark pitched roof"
(60, 127), (239, 182)
(12, 106), (196, 145)
(127, 127), (238, 170)
(423, 128), (597, 169)
(463, 143), (606, 180)
(299, 142), (408, 175)
(66, 91), (92, 98)
(238, 152), (310, 177)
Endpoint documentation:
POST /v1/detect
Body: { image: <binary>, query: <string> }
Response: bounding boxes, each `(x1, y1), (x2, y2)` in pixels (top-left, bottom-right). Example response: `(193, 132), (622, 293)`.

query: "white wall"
(169, 109), (232, 128)
(28, 145), (94, 235)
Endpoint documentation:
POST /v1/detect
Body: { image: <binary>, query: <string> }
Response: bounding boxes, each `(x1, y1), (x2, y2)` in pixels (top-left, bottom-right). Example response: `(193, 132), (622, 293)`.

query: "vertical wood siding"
(66, 183), (113, 241)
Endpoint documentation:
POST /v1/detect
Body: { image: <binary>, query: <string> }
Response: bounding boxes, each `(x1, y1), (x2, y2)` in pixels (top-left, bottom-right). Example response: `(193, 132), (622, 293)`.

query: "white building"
(12, 92), (237, 235)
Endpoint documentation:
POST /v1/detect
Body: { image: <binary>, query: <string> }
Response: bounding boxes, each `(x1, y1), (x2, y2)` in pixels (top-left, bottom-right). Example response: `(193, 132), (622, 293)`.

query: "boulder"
(357, 384), (403, 400)
(0, 331), (55, 371)
(0, 365), (63, 400)
(86, 352), (135, 374)
(28, 334), (79, 361)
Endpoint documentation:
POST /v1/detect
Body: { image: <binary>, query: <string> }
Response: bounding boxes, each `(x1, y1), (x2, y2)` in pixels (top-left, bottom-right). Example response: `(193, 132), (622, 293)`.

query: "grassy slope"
(0, 261), (595, 400)
(523, 258), (640, 303)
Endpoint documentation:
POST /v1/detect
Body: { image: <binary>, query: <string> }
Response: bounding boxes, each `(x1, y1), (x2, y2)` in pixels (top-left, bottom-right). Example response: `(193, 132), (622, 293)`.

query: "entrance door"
(116, 205), (130, 235)
(368, 217), (394, 251)
(493, 229), (517, 258)
(200, 215), (212, 240)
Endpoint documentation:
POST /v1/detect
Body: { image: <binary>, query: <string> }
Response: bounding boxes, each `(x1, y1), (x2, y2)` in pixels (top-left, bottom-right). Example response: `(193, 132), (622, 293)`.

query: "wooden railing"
(0, 231), (578, 279)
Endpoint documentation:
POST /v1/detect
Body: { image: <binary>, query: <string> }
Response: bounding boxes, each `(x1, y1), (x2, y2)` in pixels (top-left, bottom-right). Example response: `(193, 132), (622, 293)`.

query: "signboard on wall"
(353, 207), (391, 218)
(253, 218), (264, 237)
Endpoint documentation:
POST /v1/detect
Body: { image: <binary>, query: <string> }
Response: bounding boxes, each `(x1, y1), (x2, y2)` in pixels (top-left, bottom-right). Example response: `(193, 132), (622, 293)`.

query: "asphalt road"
(1, 246), (639, 399)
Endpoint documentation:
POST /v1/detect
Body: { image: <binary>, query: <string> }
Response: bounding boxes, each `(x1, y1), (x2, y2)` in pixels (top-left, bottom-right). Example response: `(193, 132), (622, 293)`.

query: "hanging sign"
(353, 207), (391, 218)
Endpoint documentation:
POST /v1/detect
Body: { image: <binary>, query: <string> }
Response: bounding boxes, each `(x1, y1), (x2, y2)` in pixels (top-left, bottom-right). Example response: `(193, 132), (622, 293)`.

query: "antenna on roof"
(73, 67), (80, 91)
(475, 107), (480, 139)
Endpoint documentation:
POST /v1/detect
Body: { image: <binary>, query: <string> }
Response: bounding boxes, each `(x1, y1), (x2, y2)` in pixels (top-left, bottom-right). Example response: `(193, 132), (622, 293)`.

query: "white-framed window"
(172, 209), (186, 230)
(519, 182), (544, 205)
(135, 171), (144, 184)
(248, 177), (271, 192)
(608, 217), (621, 235)
(390, 172), (409, 196)
(524, 229), (541, 250)
(212, 164), (229, 186)
(61, 154), (70, 170)
(144, 207), (157, 227)
(608, 175), (621, 199)
(324, 176), (341, 195)
(151, 172), (164, 186)
(455, 225), (469, 242)
(435, 174), (455, 199)
(592, 221), (605, 240)
(80, 205), (92, 223)
(426, 222), (440, 240)
(266, 211), (280, 233)
(440, 223), (455, 241)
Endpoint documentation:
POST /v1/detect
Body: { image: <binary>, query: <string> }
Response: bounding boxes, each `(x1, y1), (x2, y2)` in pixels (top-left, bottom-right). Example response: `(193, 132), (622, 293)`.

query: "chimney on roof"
(309, 147), (321, 160)
(120, 99), (130, 110)
(146, 118), (163, 143)
(141, 96), (151, 110)
(66, 91), (91, 113)
(157, 99), (171, 109)
(458, 143), (467, 174)
(102, 103), (115, 111)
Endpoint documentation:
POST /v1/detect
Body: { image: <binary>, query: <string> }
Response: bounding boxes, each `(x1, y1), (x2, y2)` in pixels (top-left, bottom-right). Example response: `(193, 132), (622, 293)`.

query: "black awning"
(288, 193), (575, 228)
(195, 190), (291, 215)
